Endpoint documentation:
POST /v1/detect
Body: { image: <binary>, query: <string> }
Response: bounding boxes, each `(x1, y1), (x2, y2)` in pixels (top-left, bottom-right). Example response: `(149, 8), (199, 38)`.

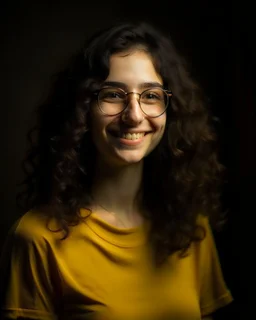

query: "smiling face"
(90, 50), (167, 167)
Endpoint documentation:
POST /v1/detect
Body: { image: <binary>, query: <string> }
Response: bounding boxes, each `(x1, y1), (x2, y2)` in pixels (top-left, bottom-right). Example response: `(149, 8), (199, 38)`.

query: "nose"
(121, 93), (144, 125)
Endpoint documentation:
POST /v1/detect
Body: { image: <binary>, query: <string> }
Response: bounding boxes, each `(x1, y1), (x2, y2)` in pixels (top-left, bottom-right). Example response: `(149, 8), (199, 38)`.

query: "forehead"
(106, 50), (163, 89)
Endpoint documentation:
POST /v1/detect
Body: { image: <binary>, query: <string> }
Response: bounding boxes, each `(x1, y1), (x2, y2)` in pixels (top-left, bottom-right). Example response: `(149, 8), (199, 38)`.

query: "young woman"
(0, 21), (233, 320)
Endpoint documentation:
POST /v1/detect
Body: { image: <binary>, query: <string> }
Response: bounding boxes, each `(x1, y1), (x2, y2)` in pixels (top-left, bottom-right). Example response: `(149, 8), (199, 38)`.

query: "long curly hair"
(17, 21), (226, 265)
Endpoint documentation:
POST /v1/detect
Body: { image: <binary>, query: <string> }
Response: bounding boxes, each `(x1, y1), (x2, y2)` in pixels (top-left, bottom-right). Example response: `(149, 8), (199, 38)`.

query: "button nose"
(121, 94), (144, 124)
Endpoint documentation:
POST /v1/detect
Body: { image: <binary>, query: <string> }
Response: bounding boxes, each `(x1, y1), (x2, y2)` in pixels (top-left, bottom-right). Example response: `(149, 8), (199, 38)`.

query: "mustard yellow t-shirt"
(0, 209), (233, 320)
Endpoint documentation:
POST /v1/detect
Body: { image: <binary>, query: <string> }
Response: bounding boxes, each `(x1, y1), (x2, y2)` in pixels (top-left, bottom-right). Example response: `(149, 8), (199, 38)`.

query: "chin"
(116, 157), (144, 166)
(111, 152), (146, 166)
(116, 145), (160, 164)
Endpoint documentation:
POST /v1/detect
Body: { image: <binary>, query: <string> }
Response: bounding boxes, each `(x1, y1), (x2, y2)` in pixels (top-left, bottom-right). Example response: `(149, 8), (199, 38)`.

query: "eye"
(145, 92), (160, 99)
(99, 88), (126, 102)
(142, 89), (164, 102)
(107, 92), (122, 98)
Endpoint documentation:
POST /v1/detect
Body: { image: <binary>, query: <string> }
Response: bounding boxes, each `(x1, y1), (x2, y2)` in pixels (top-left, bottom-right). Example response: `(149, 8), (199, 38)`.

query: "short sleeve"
(195, 217), (234, 316)
(0, 217), (61, 320)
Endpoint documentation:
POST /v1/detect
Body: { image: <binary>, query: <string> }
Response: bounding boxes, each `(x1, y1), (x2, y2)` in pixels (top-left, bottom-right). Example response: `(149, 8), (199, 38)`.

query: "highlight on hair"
(16, 21), (226, 265)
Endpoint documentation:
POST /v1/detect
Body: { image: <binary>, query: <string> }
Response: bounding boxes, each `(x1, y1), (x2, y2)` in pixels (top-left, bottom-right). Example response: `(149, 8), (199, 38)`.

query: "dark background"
(0, 1), (255, 319)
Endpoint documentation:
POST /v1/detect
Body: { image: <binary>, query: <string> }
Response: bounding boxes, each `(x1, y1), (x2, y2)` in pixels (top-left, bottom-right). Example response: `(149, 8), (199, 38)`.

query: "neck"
(91, 159), (143, 217)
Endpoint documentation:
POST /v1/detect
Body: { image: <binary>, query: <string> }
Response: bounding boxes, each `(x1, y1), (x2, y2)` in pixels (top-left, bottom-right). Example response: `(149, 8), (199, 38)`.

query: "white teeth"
(122, 132), (145, 140)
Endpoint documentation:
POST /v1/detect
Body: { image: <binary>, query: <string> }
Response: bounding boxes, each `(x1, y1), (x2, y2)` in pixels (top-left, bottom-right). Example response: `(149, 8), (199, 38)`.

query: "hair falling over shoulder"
(16, 21), (227, 266)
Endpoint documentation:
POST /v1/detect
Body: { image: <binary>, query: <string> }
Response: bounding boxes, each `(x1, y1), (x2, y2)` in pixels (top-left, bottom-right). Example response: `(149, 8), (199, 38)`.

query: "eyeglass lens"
(98, 87), (169, 117)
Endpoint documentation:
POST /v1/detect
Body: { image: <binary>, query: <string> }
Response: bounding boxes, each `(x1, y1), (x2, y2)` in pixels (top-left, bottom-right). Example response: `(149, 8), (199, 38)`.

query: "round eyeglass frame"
(94, 86), (173, 118)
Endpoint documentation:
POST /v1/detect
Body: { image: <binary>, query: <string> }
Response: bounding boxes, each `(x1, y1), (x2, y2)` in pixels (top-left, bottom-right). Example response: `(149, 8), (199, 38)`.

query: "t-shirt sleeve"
(196, 217), (234, 316)
(0, 218), (60, 320)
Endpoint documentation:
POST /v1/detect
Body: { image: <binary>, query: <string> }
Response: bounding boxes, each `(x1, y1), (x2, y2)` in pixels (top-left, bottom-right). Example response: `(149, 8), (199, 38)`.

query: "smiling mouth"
(122, 132), (146, 140)
(109, 131), (149, 140)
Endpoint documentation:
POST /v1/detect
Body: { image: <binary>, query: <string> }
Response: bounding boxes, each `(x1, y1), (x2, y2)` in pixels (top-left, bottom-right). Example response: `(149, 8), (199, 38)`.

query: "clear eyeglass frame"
(94, 86), (173, 118)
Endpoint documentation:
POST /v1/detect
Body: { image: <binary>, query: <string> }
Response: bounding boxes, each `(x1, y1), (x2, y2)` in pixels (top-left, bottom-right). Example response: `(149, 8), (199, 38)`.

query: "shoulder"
(187, 214), (219, 267)
(0, 210), (67, 272)
(8, 210), (64, 246)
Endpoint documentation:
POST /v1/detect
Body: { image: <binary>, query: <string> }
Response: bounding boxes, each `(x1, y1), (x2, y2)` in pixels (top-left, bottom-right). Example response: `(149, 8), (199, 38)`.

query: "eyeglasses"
(94, 87), (173, 118)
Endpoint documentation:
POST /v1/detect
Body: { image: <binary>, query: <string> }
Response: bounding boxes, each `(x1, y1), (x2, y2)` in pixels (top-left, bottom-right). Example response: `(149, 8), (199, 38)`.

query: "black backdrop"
(0, 1), (255, 319)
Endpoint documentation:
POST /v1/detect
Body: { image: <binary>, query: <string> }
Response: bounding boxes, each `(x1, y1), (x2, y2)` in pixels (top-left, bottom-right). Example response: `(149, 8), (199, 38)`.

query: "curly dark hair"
(17, 21), (226, 265)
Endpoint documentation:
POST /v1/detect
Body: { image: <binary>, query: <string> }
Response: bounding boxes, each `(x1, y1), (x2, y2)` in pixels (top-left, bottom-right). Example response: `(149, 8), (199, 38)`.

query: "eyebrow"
(102, 81), (164, 90)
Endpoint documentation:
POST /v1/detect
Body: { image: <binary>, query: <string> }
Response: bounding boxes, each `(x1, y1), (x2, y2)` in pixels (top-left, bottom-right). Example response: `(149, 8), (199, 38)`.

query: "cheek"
(156, 116), (167, 135)
(155, 120), (167, 143)
(90, 111), (117, 149)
